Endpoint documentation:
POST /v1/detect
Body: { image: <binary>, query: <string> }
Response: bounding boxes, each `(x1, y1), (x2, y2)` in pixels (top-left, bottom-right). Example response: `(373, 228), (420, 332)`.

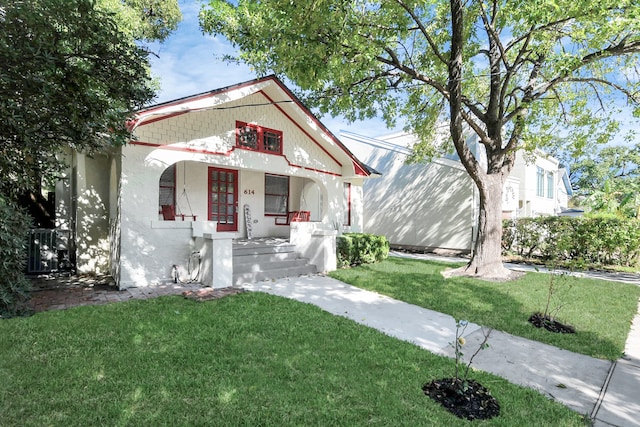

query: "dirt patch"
(423, 378), (500, 420)
(441, 266), (525, 282)
(182, 287), (246, 302)
(528, 312), (576, 334)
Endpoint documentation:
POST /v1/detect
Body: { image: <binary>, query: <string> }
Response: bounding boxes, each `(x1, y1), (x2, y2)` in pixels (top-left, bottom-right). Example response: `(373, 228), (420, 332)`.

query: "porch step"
(232, 242), (297, 257)
(234, 256), (309, 273)
(233, 265), (317, 286)
(234, 251), (299, 264)
(232, 240), (317, 286)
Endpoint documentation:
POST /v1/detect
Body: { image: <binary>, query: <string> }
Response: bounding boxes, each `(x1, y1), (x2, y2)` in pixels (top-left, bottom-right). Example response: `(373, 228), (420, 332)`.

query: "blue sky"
(146, 2), (396, 139)
(147, 2), (636, 147)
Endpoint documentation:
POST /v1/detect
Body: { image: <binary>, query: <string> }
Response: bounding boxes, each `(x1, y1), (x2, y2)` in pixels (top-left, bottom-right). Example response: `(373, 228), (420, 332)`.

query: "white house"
(342, 130), (477, 253)
(53, 76), (375, 288)
(510, 151), (572, 217)
(341, 130), (572, 253)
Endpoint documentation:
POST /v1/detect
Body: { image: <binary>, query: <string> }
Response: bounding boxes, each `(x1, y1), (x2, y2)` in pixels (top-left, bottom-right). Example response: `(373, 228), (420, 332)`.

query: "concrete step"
(232, 251), (299, 266)
(233, 264), (317, 287)
(233, 258), (311, 274)
(232, 243), (296, 257)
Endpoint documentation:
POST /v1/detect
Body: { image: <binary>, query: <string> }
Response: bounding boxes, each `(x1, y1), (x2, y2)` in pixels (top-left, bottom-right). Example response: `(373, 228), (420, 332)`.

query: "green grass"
(0, 293), (588, 426)
(329, 256), (640, 360)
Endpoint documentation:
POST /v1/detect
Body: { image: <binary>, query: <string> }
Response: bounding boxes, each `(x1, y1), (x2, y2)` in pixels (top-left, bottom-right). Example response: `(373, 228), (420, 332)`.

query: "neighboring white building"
(342, 130), (477, 253)
(511, 151), (572, 217)
(341, 130), (572, 252)
(54, 76), (375, 288)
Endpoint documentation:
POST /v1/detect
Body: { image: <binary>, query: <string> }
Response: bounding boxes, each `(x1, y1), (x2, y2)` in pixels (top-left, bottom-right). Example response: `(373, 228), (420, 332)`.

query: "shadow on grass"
(0, 293), (588, 426)
(330, 257), (633, 360)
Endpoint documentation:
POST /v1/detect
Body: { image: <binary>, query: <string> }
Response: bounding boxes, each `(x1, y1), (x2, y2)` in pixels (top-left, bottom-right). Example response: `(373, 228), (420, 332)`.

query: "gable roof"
(129, 75), (376, 178)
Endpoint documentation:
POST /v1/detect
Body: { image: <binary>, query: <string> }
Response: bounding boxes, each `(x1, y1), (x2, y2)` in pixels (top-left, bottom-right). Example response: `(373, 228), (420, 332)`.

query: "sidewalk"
(243, 272), (640, 427)
(390, 250), (640, 286)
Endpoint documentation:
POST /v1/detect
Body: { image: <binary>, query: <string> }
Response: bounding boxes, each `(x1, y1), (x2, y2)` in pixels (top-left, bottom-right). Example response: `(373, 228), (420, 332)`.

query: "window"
(536, 167), (544, 197)
(159, 164), (176, 216)
(265, 174), (289, 215)
(343, 182), (351, 226)
(236, 121), (282, 154)
(547, 172), (554, 199)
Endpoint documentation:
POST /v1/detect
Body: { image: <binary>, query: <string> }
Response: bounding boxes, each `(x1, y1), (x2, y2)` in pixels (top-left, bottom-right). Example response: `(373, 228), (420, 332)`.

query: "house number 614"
(244, 189), (255, 195)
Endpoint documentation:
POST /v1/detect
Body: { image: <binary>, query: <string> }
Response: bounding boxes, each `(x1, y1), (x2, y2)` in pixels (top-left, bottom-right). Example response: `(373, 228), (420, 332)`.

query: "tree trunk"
(443, 172), (515, 281)
(444, 0), (516, 281)
(466, 173), (512, 279)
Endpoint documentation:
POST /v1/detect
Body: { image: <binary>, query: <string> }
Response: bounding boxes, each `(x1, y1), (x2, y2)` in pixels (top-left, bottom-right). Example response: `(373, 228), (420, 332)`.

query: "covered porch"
(114, 153), (346, 289)
(155, 160), (332, 240)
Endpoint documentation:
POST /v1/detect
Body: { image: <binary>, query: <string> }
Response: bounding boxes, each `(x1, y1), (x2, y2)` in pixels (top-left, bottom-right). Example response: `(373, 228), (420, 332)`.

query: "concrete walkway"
(243, 269), (640, 427)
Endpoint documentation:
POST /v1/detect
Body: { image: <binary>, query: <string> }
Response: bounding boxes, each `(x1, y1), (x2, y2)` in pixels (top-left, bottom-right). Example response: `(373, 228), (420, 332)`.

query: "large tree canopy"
(201, 0), (640, 279)
(0, 0), (180, 315)
(0, 0), (181, 198)
(99, 0), (182, 42)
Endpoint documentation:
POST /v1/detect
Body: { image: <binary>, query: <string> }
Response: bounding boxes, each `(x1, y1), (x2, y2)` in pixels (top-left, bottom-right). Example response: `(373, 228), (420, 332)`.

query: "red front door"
(208, 167), (238, 232)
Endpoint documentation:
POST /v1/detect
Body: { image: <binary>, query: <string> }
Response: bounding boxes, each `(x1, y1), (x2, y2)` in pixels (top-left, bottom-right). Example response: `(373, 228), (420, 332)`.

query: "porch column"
(290, 222), (337, 273)
(193, 222), (233, 288)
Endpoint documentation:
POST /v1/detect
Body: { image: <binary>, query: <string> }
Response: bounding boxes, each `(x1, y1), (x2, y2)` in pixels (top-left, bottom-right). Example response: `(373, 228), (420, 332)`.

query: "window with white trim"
(265, 174), (289, 215)
(536, 167), (544, 197)
(546, 172), (554, 199)
(236, 121), (282, 154)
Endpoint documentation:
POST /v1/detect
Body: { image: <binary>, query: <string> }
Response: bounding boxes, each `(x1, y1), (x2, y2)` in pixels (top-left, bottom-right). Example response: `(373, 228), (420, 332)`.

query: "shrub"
(0, 195), (33, 318)
(337, 233), (389, 267)
(336, 233), (355, 268)
(503, 215), (640, 268)
(502, 219), (516, 252)
(513, 218), (545, 258)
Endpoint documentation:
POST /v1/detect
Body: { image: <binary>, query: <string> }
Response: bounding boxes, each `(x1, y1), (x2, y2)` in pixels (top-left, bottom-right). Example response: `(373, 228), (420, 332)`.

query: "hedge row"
(503, 216), (640, 267)
(0, 195), (33, 318)
(337, 233), (390, 268)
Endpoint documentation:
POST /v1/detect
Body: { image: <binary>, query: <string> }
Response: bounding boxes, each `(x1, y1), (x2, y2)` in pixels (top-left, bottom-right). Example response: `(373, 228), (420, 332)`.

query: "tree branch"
(450, 0), (483, 181)
(393, 0), (448, 66)
(478, 0), (509, 71)
(536, 39), (640, 98)
(376, 48), (449, 97)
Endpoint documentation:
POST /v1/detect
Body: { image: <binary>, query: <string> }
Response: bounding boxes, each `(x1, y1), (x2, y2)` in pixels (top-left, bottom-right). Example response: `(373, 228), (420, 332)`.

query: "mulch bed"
(182, 287), (246, 302)
(423, 378), (500, 420)
(528, 312), (576, 334)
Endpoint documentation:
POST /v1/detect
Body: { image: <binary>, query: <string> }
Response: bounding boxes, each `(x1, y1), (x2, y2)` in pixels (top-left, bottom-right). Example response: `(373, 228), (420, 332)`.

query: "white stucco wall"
(74, 152), (112, 275)
(113, 91), (360, 288)
(511, 150), (562, 216)
(342, 133), (475, 252)
(55, 150), (74, 231)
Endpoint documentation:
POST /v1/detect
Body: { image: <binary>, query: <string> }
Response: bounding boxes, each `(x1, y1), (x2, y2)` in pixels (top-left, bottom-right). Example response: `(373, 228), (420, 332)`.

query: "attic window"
(236, 121), (282, 154)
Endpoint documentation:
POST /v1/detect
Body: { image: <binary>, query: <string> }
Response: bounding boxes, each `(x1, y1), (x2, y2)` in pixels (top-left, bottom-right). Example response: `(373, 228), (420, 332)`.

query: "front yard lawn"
(329, 256), (640, 360)
(0, 293), (588, 426)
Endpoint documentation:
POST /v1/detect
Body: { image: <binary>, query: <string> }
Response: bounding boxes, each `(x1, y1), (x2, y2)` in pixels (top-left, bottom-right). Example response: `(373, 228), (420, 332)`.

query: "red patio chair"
(161, 205), (176, 221)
